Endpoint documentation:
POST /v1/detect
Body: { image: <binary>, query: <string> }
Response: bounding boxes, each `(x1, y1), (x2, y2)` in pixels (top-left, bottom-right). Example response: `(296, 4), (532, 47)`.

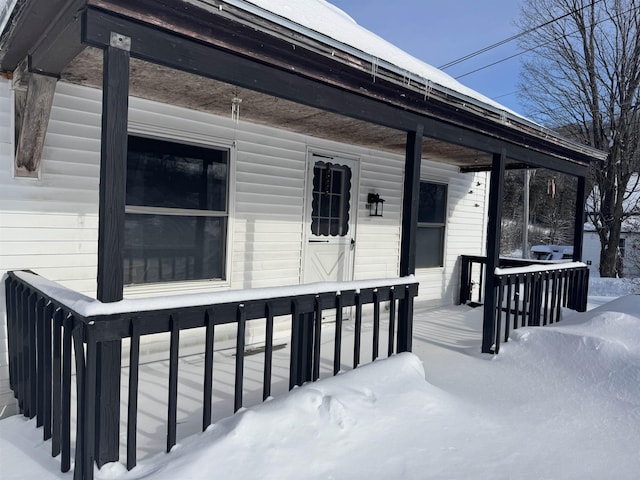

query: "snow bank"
(589, 276), (640, 296)
(2, 295), (639, 479)
(505, 295), (640, 405)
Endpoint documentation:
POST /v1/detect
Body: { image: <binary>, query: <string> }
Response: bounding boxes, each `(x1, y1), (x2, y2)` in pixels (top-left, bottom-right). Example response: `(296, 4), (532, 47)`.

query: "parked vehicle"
(531, 245), (574, 261)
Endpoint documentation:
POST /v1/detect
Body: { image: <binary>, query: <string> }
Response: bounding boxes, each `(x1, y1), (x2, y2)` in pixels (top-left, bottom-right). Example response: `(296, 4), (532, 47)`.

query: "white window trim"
(123, 122), (236, 297)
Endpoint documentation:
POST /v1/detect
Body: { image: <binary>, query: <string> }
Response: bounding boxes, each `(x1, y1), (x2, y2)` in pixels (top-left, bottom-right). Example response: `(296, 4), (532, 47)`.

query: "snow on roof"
(232, 0), (517, 116)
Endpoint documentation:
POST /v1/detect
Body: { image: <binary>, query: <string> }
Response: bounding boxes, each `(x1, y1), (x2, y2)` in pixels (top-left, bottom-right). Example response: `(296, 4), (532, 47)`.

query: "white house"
(0, 1), (605, 475)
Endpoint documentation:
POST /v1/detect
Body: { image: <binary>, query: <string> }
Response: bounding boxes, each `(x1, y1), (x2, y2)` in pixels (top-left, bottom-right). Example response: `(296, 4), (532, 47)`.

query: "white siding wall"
(0, 79), (489, 416)
(414, 162), (489, 308)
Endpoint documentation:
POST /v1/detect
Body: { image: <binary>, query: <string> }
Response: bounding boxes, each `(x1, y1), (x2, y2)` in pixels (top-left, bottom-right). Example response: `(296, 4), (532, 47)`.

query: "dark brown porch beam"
(461, 161), (588, 178)
(80, 6), (590, 171)
(24, 0), (85, 76)
(14, 72), (57, 175)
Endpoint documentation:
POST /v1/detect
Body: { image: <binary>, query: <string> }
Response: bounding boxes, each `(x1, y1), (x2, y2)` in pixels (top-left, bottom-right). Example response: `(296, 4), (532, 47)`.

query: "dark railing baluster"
(36, 297), (46, 427)
(505, 277), (513, 340)
(43, 302), (53, 441)
(127, 320), (141, 470)
(61, 314), (73, 473)
(557, 274), (565, 317)
(51, 308), (63, 457)
(7, 281), (17, 392)
(73, 323), (86, 480)
(372, 289), (380, 361)
(353, 293), (362, 369)
(203, 309), (215, 428)
(542, 272), (550, 326)
(387, 287), (396, 357)
(495, 278), (503, 353)
(514, 277), (521, 328)
(83, 333), (97, 480)
(263, 303), (274, 400)
(289, 300), (300, 390)
(234, 305), (246, 413)
(478, 262), (485, 303)
(26, 291), (37, 418)
(333, 294), (343, 375)
(520, 276), (528, 327)
(16, 285), (26, 412)
(550, 271), (559, 324)
(167, 314), (180, 453)
(312, 297), (322, 382)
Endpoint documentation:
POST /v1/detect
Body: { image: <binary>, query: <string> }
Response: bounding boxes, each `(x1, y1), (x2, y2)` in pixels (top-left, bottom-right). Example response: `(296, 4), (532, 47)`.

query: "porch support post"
(95, 33), (130, 467)
(572, 175), (587, 262)
(481, 151), (506, 354)
(398, 125), (423, 353)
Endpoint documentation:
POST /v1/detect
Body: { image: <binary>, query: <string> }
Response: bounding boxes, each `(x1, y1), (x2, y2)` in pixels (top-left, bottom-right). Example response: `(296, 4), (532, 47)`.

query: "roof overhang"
(0, 0), (607, 175)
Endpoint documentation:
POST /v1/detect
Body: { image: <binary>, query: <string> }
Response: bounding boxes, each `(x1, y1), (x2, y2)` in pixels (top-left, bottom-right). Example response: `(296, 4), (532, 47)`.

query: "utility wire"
(455, 3), (640, 80)
(438, 0), (604, 70)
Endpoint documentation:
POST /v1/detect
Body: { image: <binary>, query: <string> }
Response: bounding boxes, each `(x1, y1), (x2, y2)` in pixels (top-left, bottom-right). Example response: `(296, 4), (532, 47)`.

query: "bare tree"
(518, 0), (640, 276)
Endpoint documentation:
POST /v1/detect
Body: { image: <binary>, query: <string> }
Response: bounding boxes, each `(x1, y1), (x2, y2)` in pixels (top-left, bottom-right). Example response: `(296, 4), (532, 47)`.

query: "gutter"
(217, 0), (607, 163)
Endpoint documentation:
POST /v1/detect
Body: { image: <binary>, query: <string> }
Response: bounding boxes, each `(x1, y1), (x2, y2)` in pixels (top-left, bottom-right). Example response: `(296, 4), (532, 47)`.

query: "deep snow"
(1, 283), (638, 479)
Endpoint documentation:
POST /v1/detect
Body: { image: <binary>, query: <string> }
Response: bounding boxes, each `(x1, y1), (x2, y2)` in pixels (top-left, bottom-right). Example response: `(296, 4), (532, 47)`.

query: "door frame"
(301, 148), (360, 284)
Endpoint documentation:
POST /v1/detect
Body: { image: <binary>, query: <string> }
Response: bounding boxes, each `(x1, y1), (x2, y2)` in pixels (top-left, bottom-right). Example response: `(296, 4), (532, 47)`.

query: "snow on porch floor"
(118, 303), (484, 463)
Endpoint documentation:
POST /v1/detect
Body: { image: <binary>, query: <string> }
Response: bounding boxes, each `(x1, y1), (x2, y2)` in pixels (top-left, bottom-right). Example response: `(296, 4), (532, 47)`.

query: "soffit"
(63, 48), (492, 168)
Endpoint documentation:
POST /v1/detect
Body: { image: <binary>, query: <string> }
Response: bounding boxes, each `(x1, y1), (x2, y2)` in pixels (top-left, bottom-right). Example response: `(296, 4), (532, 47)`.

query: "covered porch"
(0, 0), (606, 478)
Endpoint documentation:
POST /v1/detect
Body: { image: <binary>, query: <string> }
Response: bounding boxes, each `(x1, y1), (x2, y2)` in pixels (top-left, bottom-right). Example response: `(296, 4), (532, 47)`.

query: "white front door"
(303, 153), (358, 284)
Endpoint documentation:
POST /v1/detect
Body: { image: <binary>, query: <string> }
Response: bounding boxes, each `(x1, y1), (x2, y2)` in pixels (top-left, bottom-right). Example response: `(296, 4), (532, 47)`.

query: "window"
(619, 238), (626, 257)
(123, 135), (229, 285)
(310, 161), (352, 236)
(416, 181), (447, 268)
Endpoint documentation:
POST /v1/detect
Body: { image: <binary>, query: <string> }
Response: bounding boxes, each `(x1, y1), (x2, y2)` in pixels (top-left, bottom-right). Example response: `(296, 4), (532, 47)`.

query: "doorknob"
(350, 238), (355, 250)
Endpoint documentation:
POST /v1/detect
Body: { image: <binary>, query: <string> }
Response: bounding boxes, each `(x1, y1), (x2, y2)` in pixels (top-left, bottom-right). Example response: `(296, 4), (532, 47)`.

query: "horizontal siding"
(0, 78), (490, 417)
(414, 165), (489, 307)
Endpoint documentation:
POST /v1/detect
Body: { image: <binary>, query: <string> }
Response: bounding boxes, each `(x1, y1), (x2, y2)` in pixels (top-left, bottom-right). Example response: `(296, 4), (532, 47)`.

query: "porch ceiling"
(63, 47), (492, 168)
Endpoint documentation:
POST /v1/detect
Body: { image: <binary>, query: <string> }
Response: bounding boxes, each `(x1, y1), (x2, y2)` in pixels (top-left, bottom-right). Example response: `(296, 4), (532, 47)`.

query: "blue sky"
(327, 0), (526, 114)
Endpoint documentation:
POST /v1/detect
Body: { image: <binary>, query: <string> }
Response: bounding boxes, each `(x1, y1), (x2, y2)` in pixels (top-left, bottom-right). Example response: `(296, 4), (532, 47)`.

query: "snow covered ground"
(1, 280), (638, 479)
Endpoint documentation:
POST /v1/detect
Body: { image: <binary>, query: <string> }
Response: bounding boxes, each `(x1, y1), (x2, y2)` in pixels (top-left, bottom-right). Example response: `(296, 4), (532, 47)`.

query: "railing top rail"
(10, 270), (417, 319)
(494, 261), (587, 277)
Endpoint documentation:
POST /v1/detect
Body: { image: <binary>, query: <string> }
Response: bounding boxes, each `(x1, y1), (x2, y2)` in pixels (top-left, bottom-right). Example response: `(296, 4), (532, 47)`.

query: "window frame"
(123, 126), (235, 295)
(416, 180), (448, 269)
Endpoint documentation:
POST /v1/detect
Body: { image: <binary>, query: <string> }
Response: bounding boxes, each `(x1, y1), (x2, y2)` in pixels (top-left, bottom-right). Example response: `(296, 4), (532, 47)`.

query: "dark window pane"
(418, 182), (447, 223)
(123, 214), (225, 284)
(127, 135), (228, 211)
(416, 226), (445, 268)
(310, 161), (351, 237)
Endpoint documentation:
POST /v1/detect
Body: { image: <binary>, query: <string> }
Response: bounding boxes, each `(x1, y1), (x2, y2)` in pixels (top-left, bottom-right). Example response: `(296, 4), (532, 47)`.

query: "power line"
(438, 0), (604, 70)
(454, 3), (640, 80)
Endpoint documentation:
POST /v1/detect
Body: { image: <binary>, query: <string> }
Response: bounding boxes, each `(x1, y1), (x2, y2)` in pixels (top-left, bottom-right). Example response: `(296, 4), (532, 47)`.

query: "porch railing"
(4, 270), (418, 480)
(459, 255), (540, 305)
(459, 256), (589, 353)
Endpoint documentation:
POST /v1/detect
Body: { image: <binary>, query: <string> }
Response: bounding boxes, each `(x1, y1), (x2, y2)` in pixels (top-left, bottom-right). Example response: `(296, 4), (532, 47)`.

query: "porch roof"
(0, 0), (607, 174)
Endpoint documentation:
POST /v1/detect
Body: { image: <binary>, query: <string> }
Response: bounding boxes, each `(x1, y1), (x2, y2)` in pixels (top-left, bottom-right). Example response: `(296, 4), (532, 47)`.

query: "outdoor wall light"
(367, 193), (385, 217)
